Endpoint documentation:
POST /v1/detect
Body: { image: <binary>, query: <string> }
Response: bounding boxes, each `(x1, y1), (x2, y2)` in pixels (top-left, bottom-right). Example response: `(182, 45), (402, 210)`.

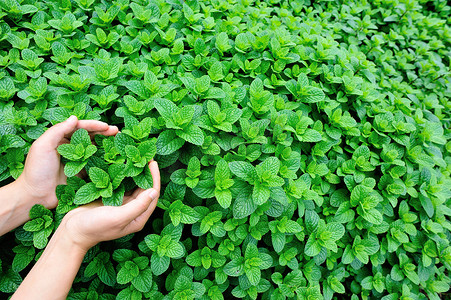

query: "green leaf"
(98, 263), (116, 287)
(246, 267), (261, 286)
(229, 161), (257, 182)
(165, 241), (184, 258)
(74, 182), (99, 205)
(131, 268), (153, 293)
(233, 190), (257, 219)
(205, 87), (226, 99)
(186, 250), (202, 267)
(224, 258), (244, 277)
(117, 264), (137, 284)
(252, 184), (270, 205)
(362, 208), (383, 225)
(12, 251), (34, 272)
(329, 277), (345, 294)
(0, 270), (22, 293)
(431, 281), (450, 293)
(0, 2), (449, 298)
(419, 194), (434, 218)
(350, 185), (370, 207)
(272, 232), (286, 253)
(304, 235), (321, 257)
(33, 227), (52, 249)
(151, 253), (170, 276)
(64, 161), (86, 177)
(52, 41), (67, 58)
(57, 144), (77, 160)
(326, 223), (345, 241)
(180, 206), (200, 224)
(89, 167), (110, 189)
(71, 128), (91, 146)
(23, 219), (44, 232)
(102, 185), (125, 206)
(215, 189), (232, 208)
(154, 98), (178, 120)
(177, 124), (204, 145)
(302, 129), (322, 142)
(302, 86), (325, 103)
(285, 221), (303, 234)
(157, 130), (185, 155)
(208, 61), (224, 81)
(305, 210), (319, 233)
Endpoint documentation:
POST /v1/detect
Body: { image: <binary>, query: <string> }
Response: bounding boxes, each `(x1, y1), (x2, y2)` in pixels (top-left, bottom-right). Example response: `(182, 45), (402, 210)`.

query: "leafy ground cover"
(0, 0), (450, 299)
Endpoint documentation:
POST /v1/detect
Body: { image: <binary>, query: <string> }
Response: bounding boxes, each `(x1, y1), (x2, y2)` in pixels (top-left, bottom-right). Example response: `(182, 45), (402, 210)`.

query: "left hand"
(16, 116), (119, 209)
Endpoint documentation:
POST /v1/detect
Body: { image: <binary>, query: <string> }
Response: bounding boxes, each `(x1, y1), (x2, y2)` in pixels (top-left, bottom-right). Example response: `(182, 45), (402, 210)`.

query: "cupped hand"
(16, 116), (118, 209)
(60, 161), (161, 252)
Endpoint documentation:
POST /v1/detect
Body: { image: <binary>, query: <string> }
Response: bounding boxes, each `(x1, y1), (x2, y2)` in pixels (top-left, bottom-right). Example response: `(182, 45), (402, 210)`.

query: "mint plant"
(113, 250), (153, 293)
(139, 224), (185, 276)
(57, 129), (97, 177)
(0, 0), (450, 299)
(23, 205), (54, 249)
(84, 252), (116, 287)
(55, 129), (156, 207)
(229, 157), (284, 206)
(74, 166), (122, 206)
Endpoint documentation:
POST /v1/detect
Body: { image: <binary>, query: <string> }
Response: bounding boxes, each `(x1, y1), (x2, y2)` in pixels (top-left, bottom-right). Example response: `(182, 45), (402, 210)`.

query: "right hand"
(59, 160), (161, 252)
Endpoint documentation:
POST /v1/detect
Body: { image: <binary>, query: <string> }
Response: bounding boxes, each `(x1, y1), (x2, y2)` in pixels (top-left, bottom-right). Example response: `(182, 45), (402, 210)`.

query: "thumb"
(118, 189), (158, 223)
(37, 116), (78, 148)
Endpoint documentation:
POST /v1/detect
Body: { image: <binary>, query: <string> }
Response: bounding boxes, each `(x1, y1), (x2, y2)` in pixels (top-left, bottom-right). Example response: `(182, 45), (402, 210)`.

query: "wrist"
(58, 214), (97, 253)
(14, 176), (55, 209)
(12, 215), (87, 300)
(53, 225), (89, 257)
(0, 181), (38, 235)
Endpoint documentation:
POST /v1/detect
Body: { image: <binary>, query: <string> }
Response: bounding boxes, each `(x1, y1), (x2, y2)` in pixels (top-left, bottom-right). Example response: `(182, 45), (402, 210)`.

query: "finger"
(131, 187), (145, 198)
(116, 189), (158, 224)
(63, 121), (117, 139)
(122, 188), (145, 205)
(128, 195), (159, 232)
(76, 120), (109, 132)
(36, 115), (78, 148)
(149, 160), (161, 194)
(88, 126), (119, 139)
(75, 199), (103, 210)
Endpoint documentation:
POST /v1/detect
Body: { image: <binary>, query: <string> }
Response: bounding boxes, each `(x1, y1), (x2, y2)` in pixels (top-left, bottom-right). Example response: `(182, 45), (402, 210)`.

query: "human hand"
(59, 160), (160, 252)
(16, 116), (118, 209)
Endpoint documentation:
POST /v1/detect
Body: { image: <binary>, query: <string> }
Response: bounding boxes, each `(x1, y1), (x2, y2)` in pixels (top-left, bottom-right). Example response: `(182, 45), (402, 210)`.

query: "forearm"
(11, 225), (87, 300)
(0, 181), (38, 236)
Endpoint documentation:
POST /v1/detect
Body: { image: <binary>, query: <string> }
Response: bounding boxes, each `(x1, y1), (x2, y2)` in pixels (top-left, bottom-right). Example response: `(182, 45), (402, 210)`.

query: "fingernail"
(148, 189), (158, 200)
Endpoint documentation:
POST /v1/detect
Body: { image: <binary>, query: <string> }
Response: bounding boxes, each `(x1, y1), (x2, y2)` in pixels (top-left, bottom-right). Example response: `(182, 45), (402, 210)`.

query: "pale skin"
(0, 116), (161, 300)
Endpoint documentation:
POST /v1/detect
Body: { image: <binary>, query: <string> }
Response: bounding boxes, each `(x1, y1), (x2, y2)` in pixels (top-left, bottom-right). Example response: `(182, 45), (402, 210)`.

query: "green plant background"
(0, 0), (450, 299)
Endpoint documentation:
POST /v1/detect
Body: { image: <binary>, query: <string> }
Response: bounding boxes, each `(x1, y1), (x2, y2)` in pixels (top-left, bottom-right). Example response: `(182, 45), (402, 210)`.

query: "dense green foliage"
(0, 0), (450, 299)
